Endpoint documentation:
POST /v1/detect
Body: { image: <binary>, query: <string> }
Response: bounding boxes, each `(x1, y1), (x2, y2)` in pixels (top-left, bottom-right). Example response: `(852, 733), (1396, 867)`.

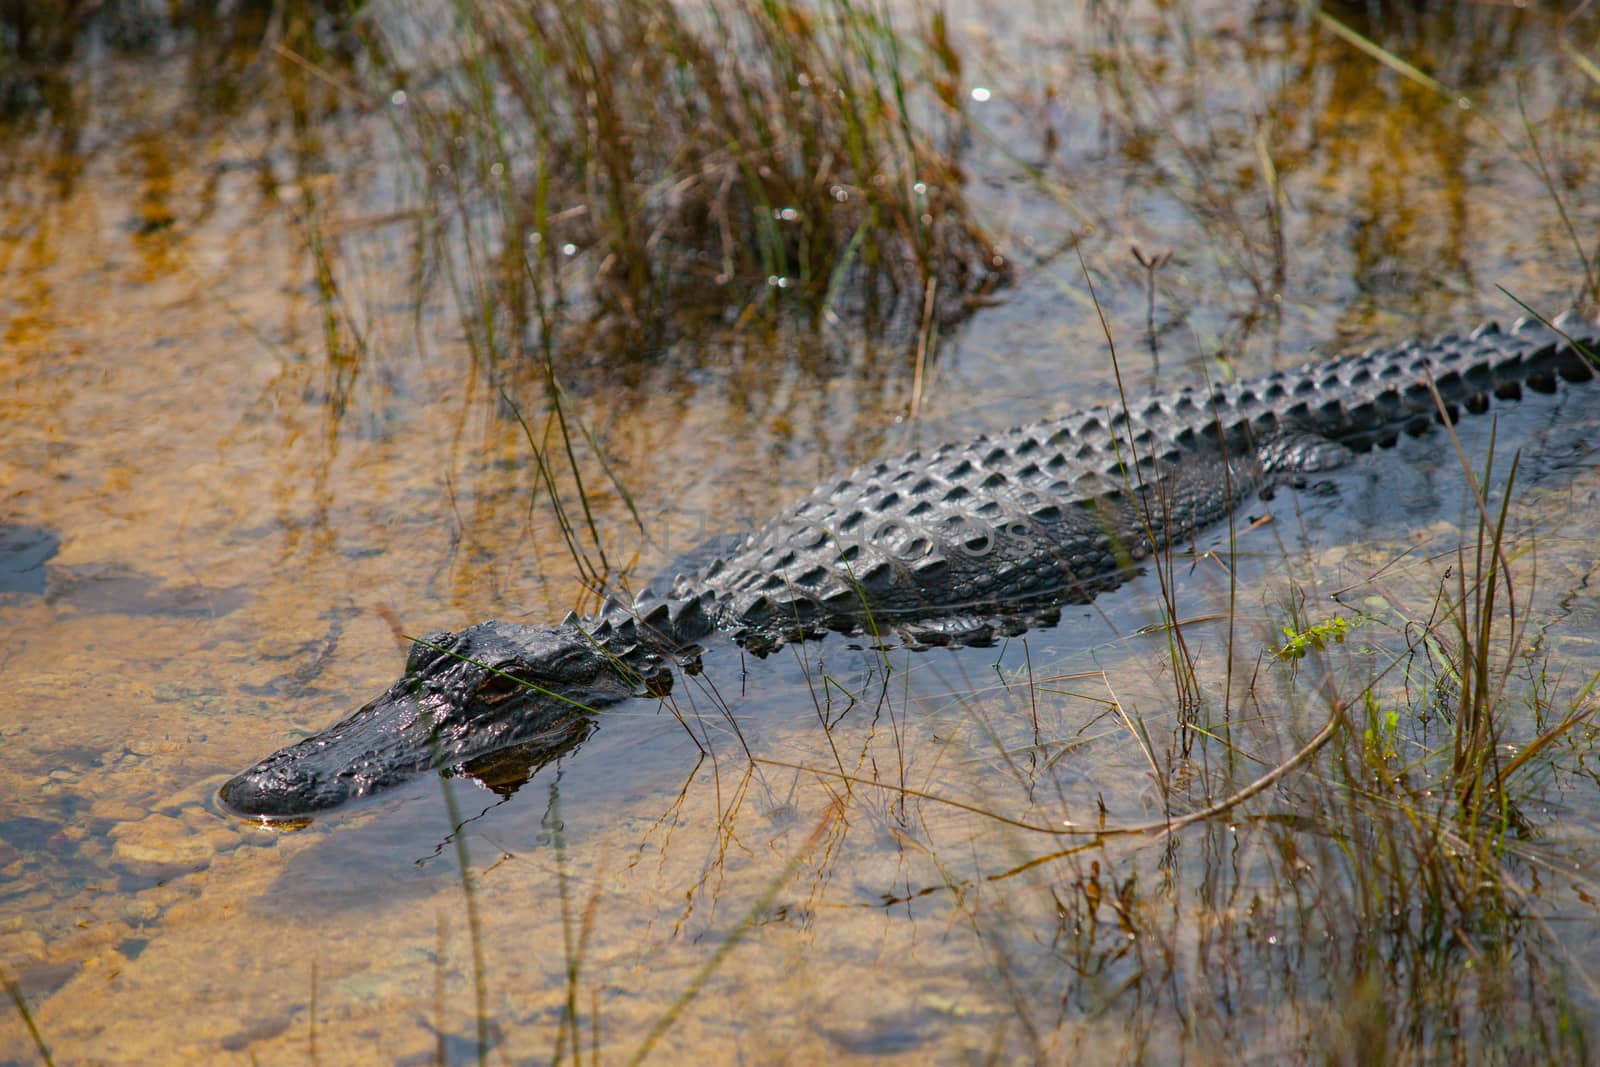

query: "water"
(3, 2), (1599, 1062)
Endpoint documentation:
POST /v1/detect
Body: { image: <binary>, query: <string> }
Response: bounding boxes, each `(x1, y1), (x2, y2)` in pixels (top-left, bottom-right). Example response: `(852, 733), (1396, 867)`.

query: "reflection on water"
(2, 2), (1600, 1063)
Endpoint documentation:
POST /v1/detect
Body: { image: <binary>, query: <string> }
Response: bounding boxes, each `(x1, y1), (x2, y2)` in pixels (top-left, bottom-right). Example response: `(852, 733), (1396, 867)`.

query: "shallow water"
(3, 2), (1600, 1063)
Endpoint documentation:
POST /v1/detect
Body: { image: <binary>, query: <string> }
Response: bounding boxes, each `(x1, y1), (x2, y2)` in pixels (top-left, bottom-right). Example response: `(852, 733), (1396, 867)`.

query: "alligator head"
(218, 620), (656, 820)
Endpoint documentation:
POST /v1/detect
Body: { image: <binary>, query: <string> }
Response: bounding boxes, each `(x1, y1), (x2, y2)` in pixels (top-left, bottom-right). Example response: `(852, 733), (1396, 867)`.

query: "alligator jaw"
(217, 620), (639, 821)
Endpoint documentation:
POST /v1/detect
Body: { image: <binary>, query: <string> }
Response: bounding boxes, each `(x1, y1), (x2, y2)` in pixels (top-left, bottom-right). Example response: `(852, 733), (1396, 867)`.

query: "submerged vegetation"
(1109, 428), (1600, 1061)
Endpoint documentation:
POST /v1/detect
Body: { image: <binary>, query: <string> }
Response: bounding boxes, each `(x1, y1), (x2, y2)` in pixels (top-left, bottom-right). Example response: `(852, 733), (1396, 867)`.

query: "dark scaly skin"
(219, 315), (1599, 819)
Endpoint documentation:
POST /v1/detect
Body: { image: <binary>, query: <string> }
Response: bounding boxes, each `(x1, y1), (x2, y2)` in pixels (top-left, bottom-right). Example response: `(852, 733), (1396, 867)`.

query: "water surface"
(3, 2), (1600, 1062)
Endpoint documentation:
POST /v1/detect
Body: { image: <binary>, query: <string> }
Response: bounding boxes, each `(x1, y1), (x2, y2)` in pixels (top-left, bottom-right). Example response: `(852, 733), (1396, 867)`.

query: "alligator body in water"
(219, 314), (1599, 819)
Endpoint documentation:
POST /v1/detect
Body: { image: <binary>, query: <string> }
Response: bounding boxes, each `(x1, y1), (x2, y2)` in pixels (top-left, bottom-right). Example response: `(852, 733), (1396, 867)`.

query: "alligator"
(219, 313), (1599, 820)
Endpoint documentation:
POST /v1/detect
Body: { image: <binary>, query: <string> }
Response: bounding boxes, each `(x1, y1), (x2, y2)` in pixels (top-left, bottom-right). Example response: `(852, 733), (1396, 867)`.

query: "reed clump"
(373, 0), (1008, 361)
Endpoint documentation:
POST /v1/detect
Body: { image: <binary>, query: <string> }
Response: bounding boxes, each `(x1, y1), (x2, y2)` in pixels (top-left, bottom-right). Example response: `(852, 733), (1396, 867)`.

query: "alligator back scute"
(686, 313), (1599, 647)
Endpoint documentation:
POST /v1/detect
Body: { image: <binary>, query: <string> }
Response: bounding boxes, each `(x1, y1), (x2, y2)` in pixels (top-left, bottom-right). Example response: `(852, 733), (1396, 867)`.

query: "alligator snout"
(218, 749), (360, 819)
(218, 620), (635, 820)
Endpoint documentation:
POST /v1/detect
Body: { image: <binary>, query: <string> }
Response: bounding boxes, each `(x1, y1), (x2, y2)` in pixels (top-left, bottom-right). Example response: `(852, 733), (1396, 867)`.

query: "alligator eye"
(477, 671), (531, 704)
(407, 631), (456, 675)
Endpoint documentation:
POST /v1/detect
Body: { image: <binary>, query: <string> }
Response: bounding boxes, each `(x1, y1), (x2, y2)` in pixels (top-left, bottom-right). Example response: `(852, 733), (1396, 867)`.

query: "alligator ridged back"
(1186, 316), (1598, 458)
(221, 315), (1600, 818)
(597, 315), (1597, 652)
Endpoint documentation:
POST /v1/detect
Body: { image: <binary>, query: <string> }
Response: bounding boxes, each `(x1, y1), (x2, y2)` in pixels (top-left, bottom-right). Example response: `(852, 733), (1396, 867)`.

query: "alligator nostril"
(218, 771), (277, 817)
(218, 758), (346, 820)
